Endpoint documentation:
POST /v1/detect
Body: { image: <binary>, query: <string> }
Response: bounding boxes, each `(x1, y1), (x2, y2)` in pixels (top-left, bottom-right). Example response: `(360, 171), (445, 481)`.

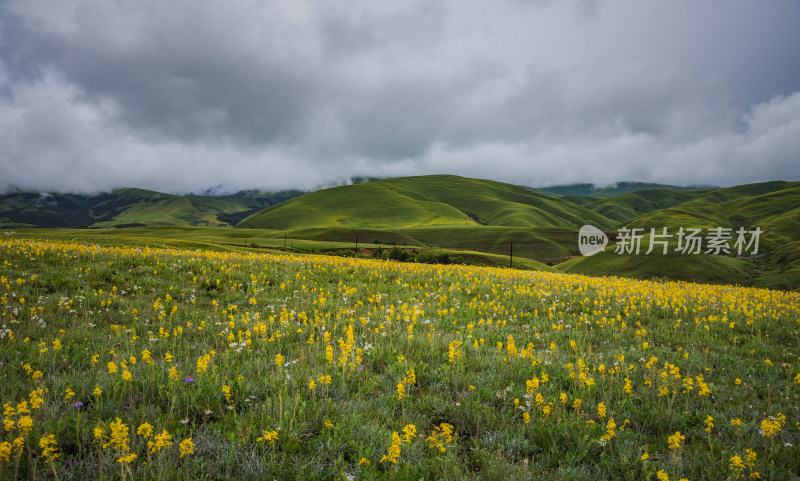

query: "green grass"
(558, 223), (800, 290)
(11, 227), (554, 273)
(396, 226), (579, 264)
(0, 188), (302, 229)
(234, 175), (619, 271)
(237, 175), (616, 231)
(0, 233), (798, 480)
(560, 182), (800, 289)
(15, 220), (800, 289)
(583, 190), (704, 223)
(557, 249), (753, 286)
(623, 183), (800, 246)
(4, 176), (799, 289)
(235, 177), (800, 288)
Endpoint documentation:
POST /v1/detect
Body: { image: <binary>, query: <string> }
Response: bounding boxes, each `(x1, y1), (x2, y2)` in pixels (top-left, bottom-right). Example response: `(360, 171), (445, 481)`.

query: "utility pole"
(509, 241), (513, 268)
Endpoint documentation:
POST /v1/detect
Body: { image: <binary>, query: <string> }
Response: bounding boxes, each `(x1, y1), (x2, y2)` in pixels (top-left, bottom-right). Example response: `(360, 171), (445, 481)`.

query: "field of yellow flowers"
(1, 232), (798, 480)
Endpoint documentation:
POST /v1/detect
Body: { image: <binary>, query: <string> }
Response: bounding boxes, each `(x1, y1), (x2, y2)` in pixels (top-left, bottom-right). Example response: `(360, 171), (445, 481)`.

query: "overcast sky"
(1, 0), (799, 194)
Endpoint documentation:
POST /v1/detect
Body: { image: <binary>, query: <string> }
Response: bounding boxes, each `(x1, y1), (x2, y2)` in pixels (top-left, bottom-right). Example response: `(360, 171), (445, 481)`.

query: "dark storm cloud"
(1, 0), (799, 194)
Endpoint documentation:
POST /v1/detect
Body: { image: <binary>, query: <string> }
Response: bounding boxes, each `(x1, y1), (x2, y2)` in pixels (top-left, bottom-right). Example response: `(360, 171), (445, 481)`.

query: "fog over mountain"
(1, 0), (799, 194)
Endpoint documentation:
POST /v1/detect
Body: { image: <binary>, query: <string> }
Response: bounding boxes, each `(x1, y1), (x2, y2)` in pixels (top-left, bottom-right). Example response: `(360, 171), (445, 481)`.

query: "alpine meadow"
(3, 1), (800, 479)
(0, 229), (798, 480)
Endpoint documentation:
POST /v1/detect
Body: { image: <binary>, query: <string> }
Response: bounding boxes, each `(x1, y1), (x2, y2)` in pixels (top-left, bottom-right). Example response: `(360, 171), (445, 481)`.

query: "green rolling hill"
(236, 175), (618, 265)
(561, 181), (800, 289)
(620, 182), (800, 247)
(232, 176), (799, 288)
(558, 249), (754, 285)
(234, 176), (798, 288)
(237, 175), (616, 230)
(579, 189), (706, 222)
(0, 188), (303, 228)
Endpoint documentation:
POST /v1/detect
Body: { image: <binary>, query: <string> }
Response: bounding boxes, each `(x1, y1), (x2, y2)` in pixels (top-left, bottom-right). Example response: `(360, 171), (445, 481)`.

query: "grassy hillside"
(238, 175), (616, 231)
(395, 226), (579, 264)
(236, 175), (619, 268)
(15, 226), (555, 272)
(0, 188), (303, 228)
(558, 248), (753, 285)
(230, 176), (799, 288)
(560, 182), (800, 288)
(760, 241), (800, 290)
(239, 181), (479, 230)
(275, 225), (579, 265)
(622, 183), (800, 248)
(581, 189), (706, 223)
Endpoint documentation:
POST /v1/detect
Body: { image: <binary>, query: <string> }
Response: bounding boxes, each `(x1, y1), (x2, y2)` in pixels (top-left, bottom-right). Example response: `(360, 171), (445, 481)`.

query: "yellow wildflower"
(380, 431), (402, 463)
(137, 422), (153, 438)
(257, 430), (279, 444)
(0, 441), (11, 463)
(148, 430), (173, 454)
(179, 438), (195, 458)
(597, 402), (607, 419)
(17, 416), (33, 435)
(668, 431), (685, 454)
(760, 414), (785, 437)
(39, 433), (59, 463)
(118, 453), (137, 464)
(704, 416), (714, 433)
(426, 423), (455, 453)
(401, 424), (416, 443)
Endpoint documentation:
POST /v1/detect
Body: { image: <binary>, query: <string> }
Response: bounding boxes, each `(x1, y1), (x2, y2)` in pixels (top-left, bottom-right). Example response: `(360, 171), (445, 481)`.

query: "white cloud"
(1, 0), (799, 194)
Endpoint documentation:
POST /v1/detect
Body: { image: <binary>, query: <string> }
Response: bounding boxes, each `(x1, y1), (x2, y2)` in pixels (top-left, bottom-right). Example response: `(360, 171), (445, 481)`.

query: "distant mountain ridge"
(0, 175), (397, 229)
(0, 179), (712, 229)
(534, 181), (714, 198)
(0, 188), (304, 228)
